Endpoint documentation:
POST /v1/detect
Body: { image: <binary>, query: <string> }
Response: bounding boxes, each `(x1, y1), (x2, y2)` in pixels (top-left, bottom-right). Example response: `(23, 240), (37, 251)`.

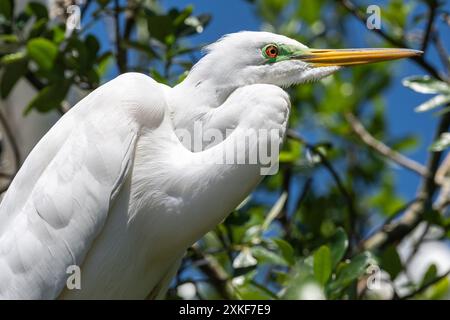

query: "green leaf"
(65, 37), (88, 72)
(121, 40), (158, 59)
(0, 59), (28, 98)
(27, 38), (58, 71)
(261, 191), (287, 230)
(380, 245), (403, 279)
(178, 14), (211, 37)
(421, 264), (437, 287)
(402, 76), (450, 95)
(26, 2), (48, 20)
(0, 0), (13, 20)
(25, 80), (71, 114)
(85, 35), (100, 62)
(428, 277), (449, 300)
(0, 51), (27, 65)
(314, 245), (332, 286)
(0, 34), (19, 44)
(173, 5), (193, 26)
(430, 133), (450, 152)
(29, 18), (49, 39)
(52, 26), (66, 44)
(282, 260), (324, 299)
(329, 227), (348, 268)
(251, 246), (289, 266)
(415, 94), (450, 112)
(390, 135), (419, 152)
(147, 15), (175, 43)
(272, 238), (295, 266)
(423, 209), (444, 226)
(234, 282), (277, 300)
(329, 251), (373, 292)
(96, 52), (112, 77)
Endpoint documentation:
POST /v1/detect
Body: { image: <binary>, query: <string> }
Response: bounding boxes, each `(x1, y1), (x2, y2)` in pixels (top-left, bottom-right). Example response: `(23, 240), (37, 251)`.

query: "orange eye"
(265, 45), (278, 58)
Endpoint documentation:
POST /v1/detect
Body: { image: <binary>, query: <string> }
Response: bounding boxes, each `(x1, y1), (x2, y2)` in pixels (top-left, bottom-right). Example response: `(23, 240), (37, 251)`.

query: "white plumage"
(0, 31), (418, 299)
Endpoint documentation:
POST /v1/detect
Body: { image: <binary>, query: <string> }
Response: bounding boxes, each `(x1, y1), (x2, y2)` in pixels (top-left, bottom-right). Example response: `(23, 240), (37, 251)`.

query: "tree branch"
(337, 0), (448, 82)
(399, 269), (450, 300)
(0, 110), (21, 194)
(80, 0), (92, 20)
(421, 1), (437, 52)
(287, 129), (358, 243)
(113, 0), (126, 73)
(337, 0), (450, 251)
(345, 112), (429, 177)
(434, 152), (450, 211)
(432, 32), (450, 76)
(361, 113), (450, 250)
(189, 246), (232, 299)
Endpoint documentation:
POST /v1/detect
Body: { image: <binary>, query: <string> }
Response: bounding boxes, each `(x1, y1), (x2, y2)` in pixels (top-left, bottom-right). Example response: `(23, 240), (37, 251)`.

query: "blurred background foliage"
(0, 0), (450, 300)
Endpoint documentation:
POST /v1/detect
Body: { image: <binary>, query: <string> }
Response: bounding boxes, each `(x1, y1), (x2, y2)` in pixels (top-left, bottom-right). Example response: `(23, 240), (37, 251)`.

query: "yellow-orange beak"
(294, 48), (422, 67)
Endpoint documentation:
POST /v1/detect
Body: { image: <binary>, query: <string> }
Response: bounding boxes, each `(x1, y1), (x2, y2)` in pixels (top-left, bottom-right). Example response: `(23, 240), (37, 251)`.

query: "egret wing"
(0, 73), (166, 299)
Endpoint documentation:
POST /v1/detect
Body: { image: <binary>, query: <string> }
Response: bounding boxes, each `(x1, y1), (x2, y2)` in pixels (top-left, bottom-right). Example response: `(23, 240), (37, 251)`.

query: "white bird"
(0, 31), (420, 299)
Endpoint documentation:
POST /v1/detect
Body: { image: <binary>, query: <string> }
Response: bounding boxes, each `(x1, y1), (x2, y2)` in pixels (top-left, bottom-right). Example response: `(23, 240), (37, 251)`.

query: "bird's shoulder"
(103, 72), (169, 128)
(0, 72), (170, 298)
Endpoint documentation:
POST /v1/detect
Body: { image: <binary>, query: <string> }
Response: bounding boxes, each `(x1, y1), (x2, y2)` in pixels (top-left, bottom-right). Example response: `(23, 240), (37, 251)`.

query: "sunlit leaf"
(328, 251), (373, 292)
(25, 80), (71, 114)
(27, 37), (58, 71)
(428, 277), (449, 300)
(232, 247), (258, 268)
(402, 76), (450, 95)
(329, 228), (348, 267)
(251, 246), (289, 266)
(272, 238), (295, 266)
(415, 94), (450, 112)
(430, 133), (450, 152)
(0, 51), (26, 65)
(0, 59), (27, 98)
(314, 245), (332, 285)
(261, 191), (287, 230)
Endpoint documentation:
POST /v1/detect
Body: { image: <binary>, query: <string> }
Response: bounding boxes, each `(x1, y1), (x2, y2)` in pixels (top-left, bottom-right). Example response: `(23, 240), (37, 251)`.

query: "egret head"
(188, 31), (421, 89)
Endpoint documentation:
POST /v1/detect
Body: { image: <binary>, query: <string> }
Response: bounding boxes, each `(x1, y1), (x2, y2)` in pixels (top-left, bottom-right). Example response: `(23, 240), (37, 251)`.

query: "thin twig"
(80, 0), (92, 20)
(362, 113), (450, 250)
(434, 152), (450, 210)
(0, 172), (12, 179)
(294, 177), (313, 210)
(0, 110), (20, 174)
(345, 112), (429, 177)
(421, 2), (437, 52)
(113, 0), (126, 73)
(25, 71), (44, 90)
(25, 72), (68, 115)
(399, 269), (450, 300)
(279, 165), (292, 231)
(337, 0), (448, 82)
(432, 32), (450, 76)
(404, 223), (430, 269)
(188, 246), (232, 299)
(287, 129), (358, 243)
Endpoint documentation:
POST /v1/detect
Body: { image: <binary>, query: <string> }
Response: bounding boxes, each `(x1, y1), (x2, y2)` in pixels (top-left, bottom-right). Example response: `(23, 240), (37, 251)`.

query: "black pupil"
(269, 47), (277, 55)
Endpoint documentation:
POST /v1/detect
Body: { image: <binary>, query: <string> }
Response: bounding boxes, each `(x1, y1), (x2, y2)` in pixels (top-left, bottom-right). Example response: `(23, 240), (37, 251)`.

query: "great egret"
(0, 31), (420, 299)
